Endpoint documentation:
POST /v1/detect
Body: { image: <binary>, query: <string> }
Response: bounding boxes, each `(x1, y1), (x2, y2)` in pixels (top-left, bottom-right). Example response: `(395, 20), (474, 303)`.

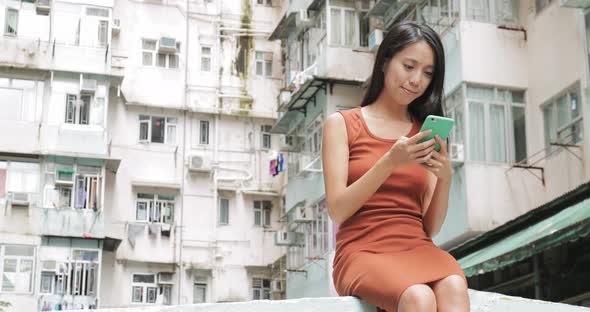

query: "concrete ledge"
(74, 290), (590, 312)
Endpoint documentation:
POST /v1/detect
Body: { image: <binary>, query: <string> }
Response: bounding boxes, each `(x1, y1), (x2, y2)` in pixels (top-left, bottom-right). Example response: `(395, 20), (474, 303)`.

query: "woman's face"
(383, 40), (435, 107)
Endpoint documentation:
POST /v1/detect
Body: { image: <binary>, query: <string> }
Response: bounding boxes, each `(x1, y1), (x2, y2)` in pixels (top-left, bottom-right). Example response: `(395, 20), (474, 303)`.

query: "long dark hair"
(361, 21), (446, 122)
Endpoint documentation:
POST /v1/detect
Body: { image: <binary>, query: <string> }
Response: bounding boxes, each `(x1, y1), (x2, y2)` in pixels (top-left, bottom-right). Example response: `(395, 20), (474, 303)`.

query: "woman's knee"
(398, 284), (436, 312)
(432, 274), (468, 295)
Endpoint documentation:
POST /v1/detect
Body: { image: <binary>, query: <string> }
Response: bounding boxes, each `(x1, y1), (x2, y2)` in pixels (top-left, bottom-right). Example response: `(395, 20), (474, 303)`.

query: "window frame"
(542, 85), (583, 150)
(200, 45), (212, 72)
(328, 5), (359, 47)
(193, 282), (207, 303)
(254, 200), (272, 227)
(138, 115), (177, 144)
(4, 8), (18, 36)
(252, 278), (271, 300)
(261, 125), (272, 149)
(199, 120), (210, 145)
(255, 51), (273, 78)
(465, 0), (519, 25)
(218, 197), (229, 225)
(141, 38), (180, 69)
(0, 244), (35, 294)
(463, 84), (527, 164)
(131, 273), (158, 304)
(135, 193), (175, 224)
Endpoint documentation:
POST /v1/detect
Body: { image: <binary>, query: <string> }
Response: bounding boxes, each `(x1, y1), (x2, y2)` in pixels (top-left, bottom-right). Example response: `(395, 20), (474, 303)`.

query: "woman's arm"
(322, 113), (434, 225)
(421, 136), (454, 237)
(422, 177), (452, 237)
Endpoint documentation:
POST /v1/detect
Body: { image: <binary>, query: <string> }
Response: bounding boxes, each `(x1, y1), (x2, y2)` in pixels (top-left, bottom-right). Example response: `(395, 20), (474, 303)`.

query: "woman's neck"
(368, 92), (411, 122)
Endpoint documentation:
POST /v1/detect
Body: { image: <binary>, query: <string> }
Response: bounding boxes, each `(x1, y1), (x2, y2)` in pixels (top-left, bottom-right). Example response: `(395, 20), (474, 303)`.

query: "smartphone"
(417, 115), (455, 152)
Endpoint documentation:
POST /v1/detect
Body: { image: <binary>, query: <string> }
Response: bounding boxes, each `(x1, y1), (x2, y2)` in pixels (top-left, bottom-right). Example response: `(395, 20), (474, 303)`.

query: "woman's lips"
(402, 87), (418, 95)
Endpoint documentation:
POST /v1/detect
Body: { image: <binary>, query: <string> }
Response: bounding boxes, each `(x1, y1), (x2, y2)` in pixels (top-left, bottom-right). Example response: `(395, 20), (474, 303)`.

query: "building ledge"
(74, 290), (589, 311)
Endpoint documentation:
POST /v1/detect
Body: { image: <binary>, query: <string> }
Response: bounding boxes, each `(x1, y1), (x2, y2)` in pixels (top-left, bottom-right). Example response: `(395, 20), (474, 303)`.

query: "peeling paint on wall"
(235, 0), (253, 115)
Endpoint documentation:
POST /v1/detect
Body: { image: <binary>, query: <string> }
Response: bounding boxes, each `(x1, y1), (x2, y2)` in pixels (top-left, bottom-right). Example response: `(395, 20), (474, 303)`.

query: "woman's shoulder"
(326, 107), (362, 146)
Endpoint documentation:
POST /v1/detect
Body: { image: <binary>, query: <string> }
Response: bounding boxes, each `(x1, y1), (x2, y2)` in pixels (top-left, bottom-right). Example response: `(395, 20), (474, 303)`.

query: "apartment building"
(0, 0), (286, 310)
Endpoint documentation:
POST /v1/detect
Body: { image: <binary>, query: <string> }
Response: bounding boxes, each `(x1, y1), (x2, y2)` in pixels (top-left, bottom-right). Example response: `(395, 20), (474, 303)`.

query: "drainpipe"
(177, 0), (189, 304)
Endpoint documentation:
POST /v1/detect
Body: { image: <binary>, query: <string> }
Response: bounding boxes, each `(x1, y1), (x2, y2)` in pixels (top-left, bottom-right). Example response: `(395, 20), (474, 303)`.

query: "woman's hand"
(422, 135), (453, 181)
(384, 130), (435, 169)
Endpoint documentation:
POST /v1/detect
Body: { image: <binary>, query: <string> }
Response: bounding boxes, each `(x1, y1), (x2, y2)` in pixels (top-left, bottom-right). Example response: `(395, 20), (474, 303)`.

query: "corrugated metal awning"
(458, 198), (590, 277)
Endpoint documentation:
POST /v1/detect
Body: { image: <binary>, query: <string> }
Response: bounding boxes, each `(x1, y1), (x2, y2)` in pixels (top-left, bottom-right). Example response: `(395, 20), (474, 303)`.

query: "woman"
(321, 22), (469, 312)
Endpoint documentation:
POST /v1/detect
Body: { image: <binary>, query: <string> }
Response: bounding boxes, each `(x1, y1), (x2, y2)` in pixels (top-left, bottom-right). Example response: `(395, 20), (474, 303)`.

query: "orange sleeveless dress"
(332, 107), (466, 312)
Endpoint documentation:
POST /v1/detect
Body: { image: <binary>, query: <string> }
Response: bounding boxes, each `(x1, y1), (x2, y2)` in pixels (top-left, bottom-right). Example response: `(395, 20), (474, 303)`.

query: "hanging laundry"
(278, 153), (284, 173)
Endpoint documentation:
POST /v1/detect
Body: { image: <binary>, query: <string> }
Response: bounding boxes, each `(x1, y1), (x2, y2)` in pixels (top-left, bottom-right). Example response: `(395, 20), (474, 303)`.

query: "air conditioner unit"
(450, 143), (464, 162)
(159, 37), (177, 53)
(560, 0), (590, 9)
(189, 155), (212, 172)
(80, 79), (97, 94)
(55, 169), (75, 185)
(9, 192), (30, 206)
(274, 231), (304, 246)
(36, 0), (51, 15)
(271, 279), (285, 292)
(41, 260), (57, 272)
(293, 206), (313, 223)
(369, 29), (383, 51)
(157, 272), (174, 285)
(112, 18), (120, 34)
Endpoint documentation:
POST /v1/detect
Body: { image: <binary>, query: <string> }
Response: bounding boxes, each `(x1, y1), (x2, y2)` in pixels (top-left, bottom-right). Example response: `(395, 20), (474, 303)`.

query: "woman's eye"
(425, 72), (433, 77)
(404, 64), (413, 70)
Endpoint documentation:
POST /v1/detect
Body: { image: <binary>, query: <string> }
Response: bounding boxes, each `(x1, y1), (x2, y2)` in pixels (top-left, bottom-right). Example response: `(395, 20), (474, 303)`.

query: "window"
(200, 120), (209, 145)
(261, 125), (272, 149)
(466, 0), (518, 25)
(4, 8), (18, 36)
(444, 88), (465, 161)
(141, 39), (179, 69)
(138, 115), (177, 144)
(98, 20), (108, 47)
(131, 274), (158, 304)
(1, 245), (34, 293)
(330, 4), (358, 47)
(201, 46), (212, 72)
(255, 52), (273, 77)
(86, 7), (109, 17)
(135, 193), (175, 224)
(305, 201), (330, 259)
(74, 173), (102, 210)
(47, 165), (102, 209)
(64, 94), (91, 125)
(305, 115), (323, 154)
(40, 250), (99, 296)
(359, 11), (369, 47)
(466, 84), (526, 163)
(65, 94), (76, 124)
(193, 283), (206, 303)
(252, 278), (271, 300)
(219, 198), (229, 225)
(542, 87), (582, 150)
(254, 200), (272, 226)
(142, 39), (157, 66)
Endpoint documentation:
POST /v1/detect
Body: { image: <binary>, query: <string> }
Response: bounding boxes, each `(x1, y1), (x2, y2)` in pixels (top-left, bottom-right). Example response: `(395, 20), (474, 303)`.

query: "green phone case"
(417, 115), (455, 152)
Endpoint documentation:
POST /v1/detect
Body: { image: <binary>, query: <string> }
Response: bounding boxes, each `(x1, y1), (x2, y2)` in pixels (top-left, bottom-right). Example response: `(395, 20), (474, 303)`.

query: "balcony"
(41, 124), (108, 157)
(37, 207), (105, 238)
(0, 36), (123, 77)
